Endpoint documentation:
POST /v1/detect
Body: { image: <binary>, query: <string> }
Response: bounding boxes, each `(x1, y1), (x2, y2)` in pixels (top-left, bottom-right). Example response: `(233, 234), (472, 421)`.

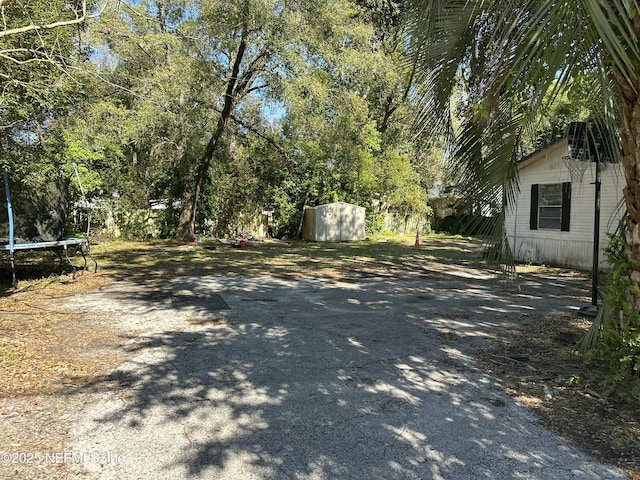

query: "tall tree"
(273, 0), (433, 235)
(174, 0), (421, 237)
(0, 0), (96, 181)
(356, 0), (432, 222)
(405, 0), (640, 394)
(173, 0), (298, 238)
(60, 0), (437, 239)
(56, 0), (203, 211)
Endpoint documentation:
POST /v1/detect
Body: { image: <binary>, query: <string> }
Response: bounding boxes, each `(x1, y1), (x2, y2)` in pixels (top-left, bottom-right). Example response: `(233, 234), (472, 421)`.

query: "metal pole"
(3, 172), (16, 286)
(591, 125), (601, 307)
(72, 162), (91, 239)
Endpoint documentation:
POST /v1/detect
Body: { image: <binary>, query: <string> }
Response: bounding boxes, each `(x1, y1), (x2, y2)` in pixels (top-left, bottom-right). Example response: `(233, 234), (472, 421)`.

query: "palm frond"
(405, 0), (628, 271)
(583, 0), (640, 86)
(577, 300), (609, 355)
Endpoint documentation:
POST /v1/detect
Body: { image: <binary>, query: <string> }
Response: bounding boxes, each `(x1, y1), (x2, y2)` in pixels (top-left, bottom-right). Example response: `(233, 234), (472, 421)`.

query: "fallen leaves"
(0, 274), (125, 398)
(476, 308), (640, 475)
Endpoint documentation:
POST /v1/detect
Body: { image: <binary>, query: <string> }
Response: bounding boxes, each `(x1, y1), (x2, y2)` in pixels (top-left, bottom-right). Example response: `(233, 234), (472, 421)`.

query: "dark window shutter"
(561, 182), (571, 231)
(530, 184), (539, 230)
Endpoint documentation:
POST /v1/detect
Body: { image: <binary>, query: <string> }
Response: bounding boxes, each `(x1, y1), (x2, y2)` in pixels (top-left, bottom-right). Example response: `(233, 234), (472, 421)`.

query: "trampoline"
(1, 172), (97, 287)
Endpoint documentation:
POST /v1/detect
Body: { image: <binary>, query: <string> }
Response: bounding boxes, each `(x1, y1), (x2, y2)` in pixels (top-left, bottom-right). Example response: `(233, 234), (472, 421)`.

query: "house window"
(530, 182), (571, 231)
(538, 184), (563, 229)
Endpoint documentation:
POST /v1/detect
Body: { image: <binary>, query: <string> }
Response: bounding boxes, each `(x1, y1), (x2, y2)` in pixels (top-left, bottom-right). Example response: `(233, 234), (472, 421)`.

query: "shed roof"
(312, 201), (366, 210)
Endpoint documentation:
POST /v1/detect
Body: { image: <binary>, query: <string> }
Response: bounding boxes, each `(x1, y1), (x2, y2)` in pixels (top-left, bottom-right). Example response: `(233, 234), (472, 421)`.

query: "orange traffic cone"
(413, 231), (420, 249)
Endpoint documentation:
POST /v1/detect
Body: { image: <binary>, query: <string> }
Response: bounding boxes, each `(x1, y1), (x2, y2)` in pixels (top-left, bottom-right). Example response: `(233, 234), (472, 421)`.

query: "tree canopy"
(0, 0), (443, 239)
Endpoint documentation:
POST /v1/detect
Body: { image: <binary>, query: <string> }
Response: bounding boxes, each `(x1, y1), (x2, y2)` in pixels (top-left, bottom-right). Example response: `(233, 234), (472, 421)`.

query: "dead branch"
(0, 0), (105, 38)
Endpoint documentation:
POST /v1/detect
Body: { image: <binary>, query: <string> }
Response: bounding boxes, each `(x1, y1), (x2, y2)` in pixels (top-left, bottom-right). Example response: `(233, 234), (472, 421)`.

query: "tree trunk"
(175, 31), (249, 239)
(156, 0), (169, 65)
(172, 126), (192, 239)
(618, 92), (640, 312)
(174, 11), (270, 239)
(611, 17), (640, 311)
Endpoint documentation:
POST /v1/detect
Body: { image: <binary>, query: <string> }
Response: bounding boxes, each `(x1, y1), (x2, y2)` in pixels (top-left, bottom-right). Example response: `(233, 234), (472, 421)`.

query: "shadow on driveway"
(64, 270), (624, 480)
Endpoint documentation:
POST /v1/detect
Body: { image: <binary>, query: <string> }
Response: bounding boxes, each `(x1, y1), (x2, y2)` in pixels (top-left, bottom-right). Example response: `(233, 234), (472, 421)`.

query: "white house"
(506, 139), (625, 270)
(302, 202), (366, 242)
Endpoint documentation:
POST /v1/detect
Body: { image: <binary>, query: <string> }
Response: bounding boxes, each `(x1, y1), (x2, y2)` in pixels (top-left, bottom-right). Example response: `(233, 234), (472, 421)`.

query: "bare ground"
(475, 300), (640, 478)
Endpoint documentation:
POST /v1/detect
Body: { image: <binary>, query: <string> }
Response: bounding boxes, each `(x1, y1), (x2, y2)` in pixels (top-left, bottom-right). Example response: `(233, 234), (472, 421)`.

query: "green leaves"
(3, 0), (438, 240)
(405, 0), (636, 262)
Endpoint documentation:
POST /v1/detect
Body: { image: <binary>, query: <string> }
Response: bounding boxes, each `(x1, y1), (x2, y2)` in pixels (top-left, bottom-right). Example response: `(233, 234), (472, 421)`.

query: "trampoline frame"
(1, 172), (98, 287)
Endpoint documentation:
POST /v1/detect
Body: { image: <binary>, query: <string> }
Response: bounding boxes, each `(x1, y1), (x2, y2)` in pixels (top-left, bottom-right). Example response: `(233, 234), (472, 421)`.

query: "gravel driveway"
(19, 268), (629, 479)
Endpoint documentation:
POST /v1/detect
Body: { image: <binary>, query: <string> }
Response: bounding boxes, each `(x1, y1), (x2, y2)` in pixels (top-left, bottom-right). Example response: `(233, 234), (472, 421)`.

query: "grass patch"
(82, 235), (486, 284)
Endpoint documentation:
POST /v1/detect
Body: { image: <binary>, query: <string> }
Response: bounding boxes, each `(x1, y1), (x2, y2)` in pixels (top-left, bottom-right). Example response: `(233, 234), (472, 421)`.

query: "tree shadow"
(65, 273), (621, 479)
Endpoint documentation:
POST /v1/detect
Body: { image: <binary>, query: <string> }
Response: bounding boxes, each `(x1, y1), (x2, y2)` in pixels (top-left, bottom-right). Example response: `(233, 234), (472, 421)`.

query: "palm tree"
(404, 1), (639, 390)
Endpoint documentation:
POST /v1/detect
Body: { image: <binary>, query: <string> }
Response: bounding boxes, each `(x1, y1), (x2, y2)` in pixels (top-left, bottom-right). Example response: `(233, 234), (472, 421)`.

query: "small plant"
(564, 374), (582, 387)
(580, 221), (640, 401)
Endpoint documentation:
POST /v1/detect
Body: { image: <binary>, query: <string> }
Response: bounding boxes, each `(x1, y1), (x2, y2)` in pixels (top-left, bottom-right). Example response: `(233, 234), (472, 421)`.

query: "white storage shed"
(302, 202), (366, 242)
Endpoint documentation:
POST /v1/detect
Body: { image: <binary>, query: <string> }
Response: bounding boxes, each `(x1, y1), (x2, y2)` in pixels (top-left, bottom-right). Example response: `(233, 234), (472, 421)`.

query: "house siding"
(506, 140), (625, 270)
